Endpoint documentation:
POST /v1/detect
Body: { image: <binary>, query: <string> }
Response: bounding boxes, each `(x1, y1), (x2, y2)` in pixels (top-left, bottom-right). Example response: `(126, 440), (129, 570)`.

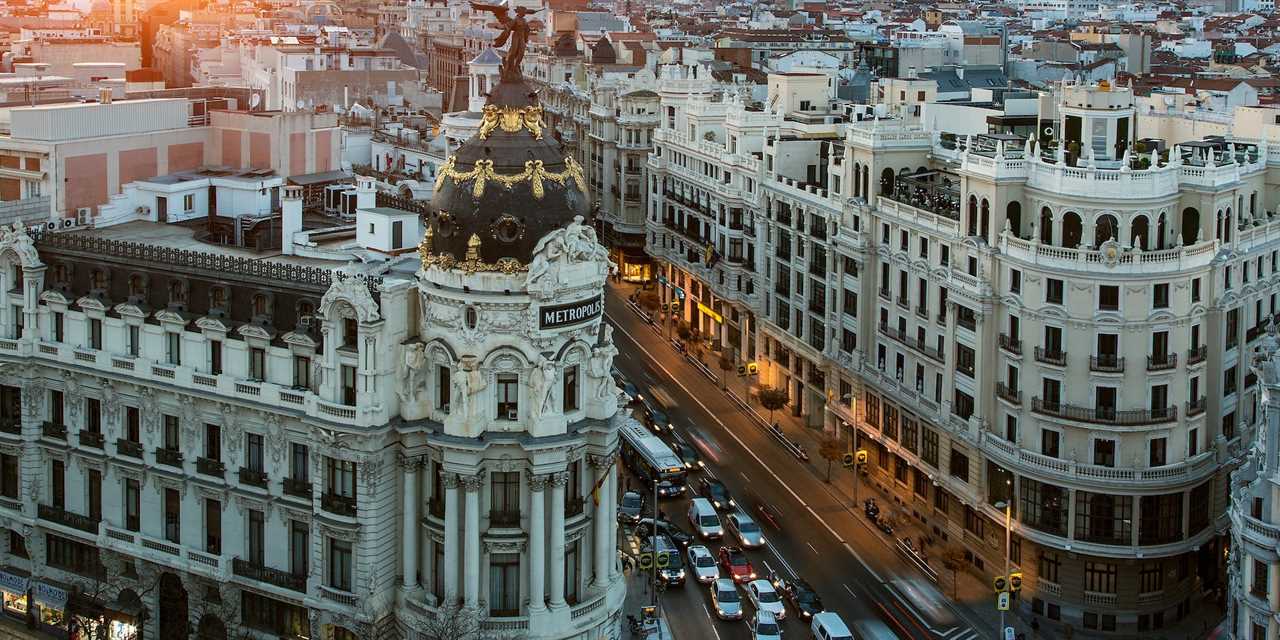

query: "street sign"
(673, 287), (685, 301)
(842, 452), (855, 468)
(637, 551), (671, 570)
(855, 450), (868, 464)
(1003, 625), (1015, 640)
(1009, 572), (1023, 592)
(658, 274), (668, 286)
(997, 592), (1011, 611)
(638, 553), (653, 570)
(993, 576), (1008, 593)
(656, 552), (670, 568)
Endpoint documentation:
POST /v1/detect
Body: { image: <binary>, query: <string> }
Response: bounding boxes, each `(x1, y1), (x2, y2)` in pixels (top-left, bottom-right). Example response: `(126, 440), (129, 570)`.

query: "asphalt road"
(606, 287), (990, 640)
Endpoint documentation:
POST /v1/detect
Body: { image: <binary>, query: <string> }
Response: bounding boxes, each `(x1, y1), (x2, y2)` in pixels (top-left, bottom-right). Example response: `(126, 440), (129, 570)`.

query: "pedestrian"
(1030, 616), (1040, 635)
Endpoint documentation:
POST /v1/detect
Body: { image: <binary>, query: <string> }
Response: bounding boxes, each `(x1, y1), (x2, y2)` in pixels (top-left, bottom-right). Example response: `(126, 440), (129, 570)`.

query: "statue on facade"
(399, 342), (427, 404)
(471, 1), (534, 81)
(589, 326), (619, 401)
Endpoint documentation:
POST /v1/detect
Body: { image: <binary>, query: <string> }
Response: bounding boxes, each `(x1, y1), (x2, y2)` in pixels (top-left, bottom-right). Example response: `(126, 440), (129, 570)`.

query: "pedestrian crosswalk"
(937, 626), (980, 640)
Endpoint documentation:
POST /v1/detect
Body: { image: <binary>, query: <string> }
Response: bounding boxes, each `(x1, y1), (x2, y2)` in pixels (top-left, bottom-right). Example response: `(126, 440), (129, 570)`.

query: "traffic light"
(855, 450), (868, 465)
(842, 452), (855, 468)
(737, 365), (746, 376)
(1009, 572), (1023, 593)
(993, 575), (1008, 593)
(746, 362), (758, 375)
(997, 591), (1010, 611)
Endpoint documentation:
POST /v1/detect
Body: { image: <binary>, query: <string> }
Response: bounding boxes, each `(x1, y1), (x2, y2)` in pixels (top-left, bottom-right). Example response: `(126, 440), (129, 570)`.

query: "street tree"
(412, 600), (506, 640)
(757, 387), (789, 427)
(818, 436), (843, 483)
(638, 290), (660, 317)
(716, 354), (734, 390)
(940, 546), (967, 600)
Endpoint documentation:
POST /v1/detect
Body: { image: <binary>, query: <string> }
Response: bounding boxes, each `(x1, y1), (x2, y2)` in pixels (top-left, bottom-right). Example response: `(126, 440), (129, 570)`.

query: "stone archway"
(158, 573), (189, 640)
(1061, 211), (1083, 249)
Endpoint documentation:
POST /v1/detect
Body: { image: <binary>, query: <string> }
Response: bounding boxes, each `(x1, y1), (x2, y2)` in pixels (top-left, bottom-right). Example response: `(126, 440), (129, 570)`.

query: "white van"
(687, 498), (723, 539)
(811, 611), (854, 640)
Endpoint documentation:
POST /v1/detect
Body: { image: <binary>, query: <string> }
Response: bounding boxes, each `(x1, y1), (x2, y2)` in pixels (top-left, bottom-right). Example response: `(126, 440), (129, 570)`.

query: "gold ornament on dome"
(434, 155), (587, 200)
(477, 104), (544, 140)
(417, 230), (529, 275)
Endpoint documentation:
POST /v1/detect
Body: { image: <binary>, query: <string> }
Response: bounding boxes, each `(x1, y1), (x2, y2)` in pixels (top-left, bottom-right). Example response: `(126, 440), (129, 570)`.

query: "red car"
(717, 545), (756, 584)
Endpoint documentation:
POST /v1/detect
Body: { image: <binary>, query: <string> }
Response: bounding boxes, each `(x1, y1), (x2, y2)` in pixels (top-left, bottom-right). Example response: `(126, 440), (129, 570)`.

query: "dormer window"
(52, 264), (68, 286)
(128, 274), (146, 300)
(90, 269), (107, 291)
(252, 294), (269, 317)
(168, 280), (186, 306)
(211, 287), (227, 310)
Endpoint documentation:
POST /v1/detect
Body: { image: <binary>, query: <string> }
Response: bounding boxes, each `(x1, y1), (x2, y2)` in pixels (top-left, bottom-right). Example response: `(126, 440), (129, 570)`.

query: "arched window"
(252, 294), (269, 316)
(1061, 212), (1083, 249)
(880, 168), (895, 196)
(1039, 207), (1054, 244)
(1006, 201), (1022, 237)
(1130, 215), (1149, 250)
(980, 198), (991, 239)
(967, 196), (978, 236)
(1183, 208), (1200, 246)
(1094, 214), (1118, 248)
(129, 274), (146, 298)
(853, 163), (861, 198)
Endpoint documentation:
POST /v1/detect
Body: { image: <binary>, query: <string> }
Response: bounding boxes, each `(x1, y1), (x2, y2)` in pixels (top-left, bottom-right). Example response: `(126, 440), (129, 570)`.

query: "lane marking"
(739, 471), (750, 482)
(702, 604), (722, 640)
(762, 541), (798, 580)
(843, 542), (885, 583)
(843, 583), (857, 599)
(807, 542), (818, 555)
(803, 505), (845, 543)
(608, 312), (809, 512)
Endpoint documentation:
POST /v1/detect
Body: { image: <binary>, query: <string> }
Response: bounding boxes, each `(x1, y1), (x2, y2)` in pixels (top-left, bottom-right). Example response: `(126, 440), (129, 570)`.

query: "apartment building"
(646, 77), (1273, 634)
(1233, 336), (1280, 640)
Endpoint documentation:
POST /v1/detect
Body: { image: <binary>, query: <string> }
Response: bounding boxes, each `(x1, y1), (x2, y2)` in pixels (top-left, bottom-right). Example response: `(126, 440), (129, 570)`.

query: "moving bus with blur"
(620, 420), (687, 497)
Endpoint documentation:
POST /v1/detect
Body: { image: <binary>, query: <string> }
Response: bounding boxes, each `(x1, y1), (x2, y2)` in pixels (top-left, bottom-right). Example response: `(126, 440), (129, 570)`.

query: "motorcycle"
(864, 498), (880, 521)
(756, 503), (782, 530)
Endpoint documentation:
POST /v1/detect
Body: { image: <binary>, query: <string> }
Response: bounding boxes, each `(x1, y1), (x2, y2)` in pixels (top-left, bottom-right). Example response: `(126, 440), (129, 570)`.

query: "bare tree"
(940, 546), (967, 601)
(411, 600), (507, 640)
(716, 354), (734, 391)
(757, 386), (789, 427)
(818, 436), (843, 483)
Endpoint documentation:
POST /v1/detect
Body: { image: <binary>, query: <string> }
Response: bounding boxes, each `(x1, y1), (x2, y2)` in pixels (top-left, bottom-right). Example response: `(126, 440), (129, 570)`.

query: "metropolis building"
(647, 70), (1275, 635)
(1235, 334), (1280, 640)
(0, 45), (624, 640)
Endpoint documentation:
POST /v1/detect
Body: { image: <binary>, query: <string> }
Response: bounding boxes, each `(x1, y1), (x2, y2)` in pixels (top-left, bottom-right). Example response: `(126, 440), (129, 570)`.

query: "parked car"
(618, 491), (643, 524)
(773, 576), (824, 621)
(726, 511), (766, 548)
(687, 545), (720, 584)
(710, 578), (743, 620)
(698, 476), (736, 511)
(717, 546), (756, 583)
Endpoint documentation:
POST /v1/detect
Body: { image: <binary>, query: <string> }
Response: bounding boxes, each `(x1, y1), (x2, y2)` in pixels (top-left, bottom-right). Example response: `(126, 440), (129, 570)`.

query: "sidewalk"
(606, 280), (1225, 640)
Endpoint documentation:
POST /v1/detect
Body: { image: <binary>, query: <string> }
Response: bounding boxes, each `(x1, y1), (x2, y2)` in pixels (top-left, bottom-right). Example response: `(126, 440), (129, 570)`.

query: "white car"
(750, 610), (784, 640)
(687, 545), (720, 584)
(727, 511), (766, 548)
(711, 578), (743, 620)
(746, 579), (786, 620)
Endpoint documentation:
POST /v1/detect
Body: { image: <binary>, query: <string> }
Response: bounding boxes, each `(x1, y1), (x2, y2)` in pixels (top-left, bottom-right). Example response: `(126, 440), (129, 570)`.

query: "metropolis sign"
(540, 294), (604, 329)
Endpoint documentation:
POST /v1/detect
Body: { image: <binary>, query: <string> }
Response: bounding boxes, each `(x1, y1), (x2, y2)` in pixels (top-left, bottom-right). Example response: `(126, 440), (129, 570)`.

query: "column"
(607, 461), (619, 577)
(528, 474), (547, 611)
(443, 474), (460, 603)
(590, 456), (610, 588)
(401, 456), (420, 589)
(548, 471), (567, 607)
(463, 473), (482, 609)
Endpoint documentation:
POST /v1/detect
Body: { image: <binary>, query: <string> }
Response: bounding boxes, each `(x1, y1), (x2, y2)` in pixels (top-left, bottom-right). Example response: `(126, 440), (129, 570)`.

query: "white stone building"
(1234, 334), (1280, 640)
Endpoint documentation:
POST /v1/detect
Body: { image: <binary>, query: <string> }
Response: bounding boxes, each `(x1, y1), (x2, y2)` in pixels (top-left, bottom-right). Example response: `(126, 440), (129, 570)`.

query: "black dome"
(425, 78), (589, 269)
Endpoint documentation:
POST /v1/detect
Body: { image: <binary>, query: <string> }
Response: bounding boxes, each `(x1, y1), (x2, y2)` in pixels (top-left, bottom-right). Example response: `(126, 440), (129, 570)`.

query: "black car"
(635, 517), (694, 551)
(773, 576), (824, 621)
(642, 403), (673, 433)
(668, 438), (704, 471)
(698, 477), (736, 511)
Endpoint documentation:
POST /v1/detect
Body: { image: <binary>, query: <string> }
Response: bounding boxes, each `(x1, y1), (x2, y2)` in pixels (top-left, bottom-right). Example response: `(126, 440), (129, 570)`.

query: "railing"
(996, 383), (1021, 405)
(1083, 591), (1119, 607)
(1147, 353), (1178, 371)
(896, 295), (910, 310)
(0, 418), (20, 435)
(321, 492), (357, 517)
(239, 467), (268, 488)
(78, 430), (104, 449)
(320, 585), (358, 606)
(1032, 398), (1177, 426)
(1034, 348), (1067, 366)
(1187, 345), (1207, 365)
(38, 504), (100, 534)
(116, 439), (143, 459)
(233, 558), (307, 593)
(878, 323), (944, 362)
(42, 421), (66, 440)
(998, 334), (1022, 355)
(878, 288), (890, 302)
(283, 477), (312, 499)
(1187, 397), (1206, 416)
(1088, 355), (1125, 373)
(155, 448), (182, 467)
(915, 305), (928, 320)
(196, 457), (225, 478)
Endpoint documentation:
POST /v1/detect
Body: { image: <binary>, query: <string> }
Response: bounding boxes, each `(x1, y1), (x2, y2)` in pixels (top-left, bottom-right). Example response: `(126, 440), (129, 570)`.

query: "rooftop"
(64, 219), (351, 269)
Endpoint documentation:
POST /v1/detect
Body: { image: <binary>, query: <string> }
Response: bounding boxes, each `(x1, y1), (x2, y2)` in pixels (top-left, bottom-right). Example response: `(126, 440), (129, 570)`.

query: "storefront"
(0, 567), (29, 623)
(68, 592), (141, 640)
(33, 580), (69, 638)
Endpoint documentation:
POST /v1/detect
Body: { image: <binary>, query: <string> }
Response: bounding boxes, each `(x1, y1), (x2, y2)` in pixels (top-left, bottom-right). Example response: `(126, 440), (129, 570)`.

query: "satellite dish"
(249, 93), (261, 110)
(296, 99), (306, 110)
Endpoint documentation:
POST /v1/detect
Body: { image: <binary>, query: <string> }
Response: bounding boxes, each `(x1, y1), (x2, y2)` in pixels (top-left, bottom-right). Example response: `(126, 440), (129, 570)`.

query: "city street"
(606, 286), (994, 640)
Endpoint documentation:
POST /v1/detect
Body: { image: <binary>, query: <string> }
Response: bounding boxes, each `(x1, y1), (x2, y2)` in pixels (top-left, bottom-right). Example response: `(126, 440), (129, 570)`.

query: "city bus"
(619, 420), (687, 498)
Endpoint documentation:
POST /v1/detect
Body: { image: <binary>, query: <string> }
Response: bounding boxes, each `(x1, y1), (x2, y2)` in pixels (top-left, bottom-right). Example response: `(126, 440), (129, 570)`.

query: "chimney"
(356, 175), (377, 210)
(281, 186), (303, 256)
(99, 87), (112, 104)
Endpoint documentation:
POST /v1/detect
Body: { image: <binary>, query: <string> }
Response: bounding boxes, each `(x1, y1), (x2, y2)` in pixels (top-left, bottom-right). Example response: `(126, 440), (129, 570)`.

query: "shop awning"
(0, 568), (29, 595)
(33, 581), (68, 609)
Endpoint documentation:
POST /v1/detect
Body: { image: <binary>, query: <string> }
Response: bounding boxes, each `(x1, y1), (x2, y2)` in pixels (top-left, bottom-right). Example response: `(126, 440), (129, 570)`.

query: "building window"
(1074, 492), (1132, 545)
(921, 428), (939, 467)
(949, 450), (969, 482)
(293, 356), (310, 389)
(248, 509), (265, 565)
(1153, 283), (1169, 309)
(86, 469), (101, 522)
(205, 498), (221, 554)
(1149, 437), (1167, 467)
(210, 340), (222, 375)
(1139, 493), (1183, 545)
(1085, 561), (1118, 593)
(497, 374), (518, 420)
(562, 365), (579, 412)
(1092, 439), (1116, 467)
(163, 415), (179, 450)
(125, 406), (140, 443)
(166, 332), (181, 365)
(488, 553), (520, 616)
(291, 443), (309, 482)
(1046, 278), (1063, 304)
(52, 312), (63, 342)
(326, 458), (356, 499)
(85, 398), (101, 434)
(1020, 478), (1068, 537)
(438, 366), (451, 410)
(963, 505), (985, 537)
(565, 540), (581, 604)
(49, 390), (63, 425)
(249, 347), (266, 381)
(328, 538), (352, 591)
(490, 471), (520, 526)
(204, 423), (221, 461)
(0, 454), (16, 499)
(1038, 551), (1061, 584)
(342, 318), (358, 349)
(50, 459), (64, 509)
(341, 365), (357, 406)
(1252, 559), (1268, 597)
(163, 488), (180, 543)
(933, 486), (949, 514)
(46, 534), (101, 577)
(246, 433), (264, 473)
(127, 325), (139, 357)
(124, 479), (140, 532)
(87, 318), (102, 350)
(241, 591), (308, 637)
(290, 520), (309, 577)
(1041, 429), (1060, 458)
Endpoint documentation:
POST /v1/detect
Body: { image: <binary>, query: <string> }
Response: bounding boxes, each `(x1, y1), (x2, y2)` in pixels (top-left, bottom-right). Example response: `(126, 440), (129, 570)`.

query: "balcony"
(155, 448), (183, 468)
(490, 510), (521, 527)
(196, 457), (226, 478)
(996, 383), (1022, 405)
(1187, 345), (1207, 365)
(957, 314), (976, 332)
(1032, 398), (1177, 426)
(42, 421), (66, 440)
(321, 492), (357, 517)
(78, 430), (104, 449)
(0, 418), (20, 435)
(233, 558), (307, 593)
(1088, 355), (1125, 373)
(1146, 353), (1177, 372)
(1187, 397), (1206, 417)
(38, 504), (100, 534)
(283, 477), (312, 499)
(116, 439), (143, 459)
(1034, 348), (1067, 367)
(998, 334), (1022, 355)
(239, 467), (268, 488)
(878, 323), (944, 362)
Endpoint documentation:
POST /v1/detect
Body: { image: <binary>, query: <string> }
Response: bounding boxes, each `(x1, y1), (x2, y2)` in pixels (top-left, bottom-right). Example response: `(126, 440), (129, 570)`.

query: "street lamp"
(995, 478), (1013, 637)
